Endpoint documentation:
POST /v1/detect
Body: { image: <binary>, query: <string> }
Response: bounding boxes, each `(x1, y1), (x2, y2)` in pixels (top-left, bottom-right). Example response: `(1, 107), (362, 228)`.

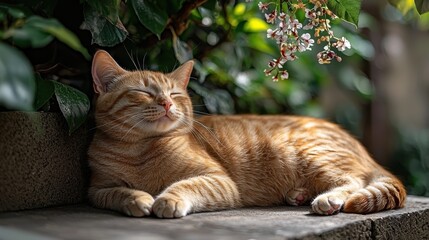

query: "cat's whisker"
(177, 116), (228, 162)
(193, 110), (211, 116)
(175, 117), (200, 141)
(192, 126), (228, 163)
(191, 118), (224, 146)
(124, 47), (139, 71)
(124, 47), (146, 82)
(89, 113), (140, 131)
(176, 118), (212, 153)
(120, 117), (147, 142)
(94, 113), (145, 137)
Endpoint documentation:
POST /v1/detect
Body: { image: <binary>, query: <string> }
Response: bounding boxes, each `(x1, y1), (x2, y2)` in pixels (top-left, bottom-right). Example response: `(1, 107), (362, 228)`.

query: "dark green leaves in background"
(85, 0), (121, 23)
(52, 81), (90, 134)
(81, 0), (186, 46)
(2, 11), (89, 58)
(81, 0), (128, 47)
(131, 0), (168, 37)
(33, 76), (54, 110)
(0, 43), (35, 111)
(1, 3), (90, 132)
(9, 16), (54, 48)
(34, 17), (90, 59)
(34, 78), (90, 134)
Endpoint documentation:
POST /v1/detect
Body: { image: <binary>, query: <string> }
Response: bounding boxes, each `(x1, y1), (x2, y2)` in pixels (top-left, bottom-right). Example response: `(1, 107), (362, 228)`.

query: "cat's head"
(91, 50), (194, 140)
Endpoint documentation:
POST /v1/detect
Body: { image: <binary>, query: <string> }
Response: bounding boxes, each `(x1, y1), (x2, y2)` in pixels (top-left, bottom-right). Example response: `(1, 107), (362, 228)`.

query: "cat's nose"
(159, 100), (172, 112)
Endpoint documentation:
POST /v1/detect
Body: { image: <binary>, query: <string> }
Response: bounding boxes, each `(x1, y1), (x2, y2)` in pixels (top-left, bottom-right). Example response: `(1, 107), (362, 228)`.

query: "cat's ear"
(168, 60), (194, 89)
(91, 50), (126, 94)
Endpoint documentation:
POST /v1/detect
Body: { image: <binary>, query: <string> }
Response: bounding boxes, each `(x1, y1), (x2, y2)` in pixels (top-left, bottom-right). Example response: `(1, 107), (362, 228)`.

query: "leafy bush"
(0, 3), (89, 133)
(0, 0), (363, 133)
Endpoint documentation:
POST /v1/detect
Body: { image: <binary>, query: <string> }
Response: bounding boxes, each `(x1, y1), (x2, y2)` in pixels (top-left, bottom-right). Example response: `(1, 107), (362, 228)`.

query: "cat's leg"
(286, 188), (310, 206)
(89, 186), (154, 217)
(311, 177), (363, 215)
(152, 174), (241, 218)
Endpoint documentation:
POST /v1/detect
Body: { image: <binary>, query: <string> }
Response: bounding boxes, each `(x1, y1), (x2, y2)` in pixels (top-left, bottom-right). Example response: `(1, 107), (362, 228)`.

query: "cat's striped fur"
(88, 50), (406, 218)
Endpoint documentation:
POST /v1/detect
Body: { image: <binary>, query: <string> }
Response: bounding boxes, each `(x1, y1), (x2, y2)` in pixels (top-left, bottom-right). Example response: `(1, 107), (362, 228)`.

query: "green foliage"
(33, 17), (90, 59)
(81, 0), (187, 46)
(1, 6), (89, 58)
(394, 129), (429, 196)
(415, 0), (429, 14)
(10, 17), (54, 48)
(131, 0), (169, 37)
(33, 77), (90, 133)
(81, 0), (128, 47)
(85, 0), (121, 23)
(327, 0), (362, 27)
(52, 81), (90, 134)
(0, 43), (35, 111)
(33, 75), (54, 110)
(388, 0), (429, 15)
(0, 3), (90, 133)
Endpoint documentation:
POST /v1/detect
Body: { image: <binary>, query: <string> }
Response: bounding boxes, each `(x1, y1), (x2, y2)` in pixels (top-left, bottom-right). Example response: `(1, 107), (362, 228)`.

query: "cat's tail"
(343, 175), (406, 213)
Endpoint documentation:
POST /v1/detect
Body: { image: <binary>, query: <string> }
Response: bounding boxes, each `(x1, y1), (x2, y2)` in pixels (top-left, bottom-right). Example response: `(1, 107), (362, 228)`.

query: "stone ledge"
(0, 112), (89, 212)
(0, 196), (427, 240)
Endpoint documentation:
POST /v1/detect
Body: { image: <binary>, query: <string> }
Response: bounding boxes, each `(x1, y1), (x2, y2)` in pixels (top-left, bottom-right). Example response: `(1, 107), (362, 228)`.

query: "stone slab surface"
(0, 196), (427, 240)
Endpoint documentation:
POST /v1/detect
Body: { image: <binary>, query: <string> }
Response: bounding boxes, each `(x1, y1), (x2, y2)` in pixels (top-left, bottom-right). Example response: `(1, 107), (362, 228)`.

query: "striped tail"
(343, 175), (406, 213)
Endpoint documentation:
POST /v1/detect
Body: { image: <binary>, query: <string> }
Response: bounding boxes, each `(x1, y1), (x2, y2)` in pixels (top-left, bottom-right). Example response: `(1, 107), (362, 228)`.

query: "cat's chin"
(152, 116), (179, 132)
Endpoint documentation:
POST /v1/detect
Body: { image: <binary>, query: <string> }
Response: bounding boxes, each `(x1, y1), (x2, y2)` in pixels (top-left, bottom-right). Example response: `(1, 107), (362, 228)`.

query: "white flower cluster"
(257, 0), (351, 81)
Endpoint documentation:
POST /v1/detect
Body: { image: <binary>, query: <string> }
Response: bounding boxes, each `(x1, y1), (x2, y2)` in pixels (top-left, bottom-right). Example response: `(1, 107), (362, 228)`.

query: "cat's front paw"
(152, 194), (191, 218)
(286, 188), (310, 206)
(311, 193), (344, 215)
(122, 194), (154, 217)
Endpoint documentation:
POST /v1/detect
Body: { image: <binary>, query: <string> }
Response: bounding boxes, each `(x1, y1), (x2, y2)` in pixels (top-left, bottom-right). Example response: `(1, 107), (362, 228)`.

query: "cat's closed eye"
(170, 92), (182, 97)
(130, 89), (154, 97)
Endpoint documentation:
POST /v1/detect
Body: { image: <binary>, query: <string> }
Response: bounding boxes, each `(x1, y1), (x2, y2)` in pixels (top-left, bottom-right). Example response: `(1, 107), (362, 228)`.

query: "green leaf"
(23, 16), (90, 59)
(172, 29), (193, 64)
(52, 81), (89, 134)
(34, 75), (54, 110)
(131, 0), (168, 37)
(10, 24), (54, 48)
(188, 82), (235, 114)
(327, 0), (362, 28)
(0, 43), (35, 111)
(81, 4), (128, 47)
(0, 4), (32, 19)
(388, 0), (416, 15)
(415, 0), (429, 14)
(84, 0), (121, 23)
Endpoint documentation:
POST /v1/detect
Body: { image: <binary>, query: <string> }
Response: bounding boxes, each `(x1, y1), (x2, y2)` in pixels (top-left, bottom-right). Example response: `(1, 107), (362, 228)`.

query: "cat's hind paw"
(286, 188), (310, 206)
(311, 193), (344, 215)
(122, 194), (154, 217)
(153, 194), (191, 218)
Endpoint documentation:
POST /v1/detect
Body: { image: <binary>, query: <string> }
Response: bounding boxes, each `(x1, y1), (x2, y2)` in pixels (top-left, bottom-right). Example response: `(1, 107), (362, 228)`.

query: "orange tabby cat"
(88, 50), (406, 218)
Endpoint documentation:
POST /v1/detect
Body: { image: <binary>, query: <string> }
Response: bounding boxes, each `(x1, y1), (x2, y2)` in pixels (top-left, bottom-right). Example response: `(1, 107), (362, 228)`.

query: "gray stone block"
(0, 196), (427, 239)
(0, 112), (89, 212)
